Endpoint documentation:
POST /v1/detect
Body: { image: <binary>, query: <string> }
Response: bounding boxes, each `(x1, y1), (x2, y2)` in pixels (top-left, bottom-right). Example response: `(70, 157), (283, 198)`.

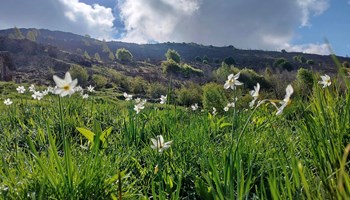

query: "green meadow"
(1, 63), (350, 199)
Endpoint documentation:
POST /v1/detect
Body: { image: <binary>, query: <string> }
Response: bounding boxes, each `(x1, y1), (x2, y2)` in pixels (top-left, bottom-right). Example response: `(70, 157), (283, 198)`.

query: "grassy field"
(0, 67), (350, 199)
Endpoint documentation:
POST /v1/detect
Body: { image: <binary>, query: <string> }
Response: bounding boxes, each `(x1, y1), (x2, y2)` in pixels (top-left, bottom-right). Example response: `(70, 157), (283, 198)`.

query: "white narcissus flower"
(4, 98), (13, 106)
(224, 73), (243, 90)
(224, 102), (235, 111)
(16, 86), (26, 94)
(82, 94), (89, 99)
(134, 98), (146, 114)
(46, 86), (55, 94)
(249, 83), (260, 108)
(160, 95), (167, 104)
(87, 85), (95, 93)
(53, 72), (78, 97)
(212, 107), (217, 116)
(124, 92), (132, 101)
(151, 135), (172, 153)
(318, 74), (331, 88)
(276, 84), (293, 116)
(191, 103), (198, 111)
(32, 91), (44, 100)
(29, 84), (35, 93)
(74, 86), (83, 92)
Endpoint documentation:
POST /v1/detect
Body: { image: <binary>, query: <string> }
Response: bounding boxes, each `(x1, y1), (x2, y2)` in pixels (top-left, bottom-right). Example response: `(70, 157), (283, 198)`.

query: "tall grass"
(1, 66), (350, 199)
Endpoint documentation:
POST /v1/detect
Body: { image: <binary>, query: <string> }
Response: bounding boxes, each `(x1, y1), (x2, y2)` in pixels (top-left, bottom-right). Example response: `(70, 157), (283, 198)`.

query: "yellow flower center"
(63, 85), (70, 91)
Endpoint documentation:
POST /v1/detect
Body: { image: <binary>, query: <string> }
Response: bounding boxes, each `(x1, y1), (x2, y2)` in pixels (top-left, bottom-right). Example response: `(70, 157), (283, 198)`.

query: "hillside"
(0, 27), (349, 86)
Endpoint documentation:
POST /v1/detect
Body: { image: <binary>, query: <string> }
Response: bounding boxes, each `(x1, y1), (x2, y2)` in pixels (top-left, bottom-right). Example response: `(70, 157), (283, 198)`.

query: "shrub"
(181, 63), (203, 77)
(108, 69), (130, 91)
(176, 82), (202, 106)
(223, 56), (236, 66)
(273, 58), (293, 71)
(162, 59), (182, 74)
(69, 64), (89, 85)
(165, 49), (181, 63)
(130, 76), (148, 94)
(202, 82), (227, 111)
(147, 82), (168, 98)
(239, 68), (271, 89)
(92, 74), (108, 88)
(296, 68), (314, 98)
(116, 48), (133, 62)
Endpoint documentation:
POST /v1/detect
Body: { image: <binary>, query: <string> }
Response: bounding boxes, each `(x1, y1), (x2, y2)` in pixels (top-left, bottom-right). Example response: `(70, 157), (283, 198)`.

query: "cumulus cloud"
(283, 43), (330, 55)
(0, 0), (115, 40)
(118, 0), (329, 50)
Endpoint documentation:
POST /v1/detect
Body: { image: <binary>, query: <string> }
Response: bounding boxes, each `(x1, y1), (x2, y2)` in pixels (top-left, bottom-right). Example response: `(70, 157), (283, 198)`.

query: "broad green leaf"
(76, 127), (95, 143)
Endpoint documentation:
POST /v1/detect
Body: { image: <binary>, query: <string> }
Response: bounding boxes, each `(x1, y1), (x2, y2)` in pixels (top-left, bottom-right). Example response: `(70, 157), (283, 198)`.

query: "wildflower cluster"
(223, 72), (294, 115)
(134, 98), (147, 114)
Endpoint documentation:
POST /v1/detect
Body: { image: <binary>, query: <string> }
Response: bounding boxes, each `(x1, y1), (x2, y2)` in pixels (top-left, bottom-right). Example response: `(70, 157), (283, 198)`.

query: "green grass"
(1, 69), (350, 199)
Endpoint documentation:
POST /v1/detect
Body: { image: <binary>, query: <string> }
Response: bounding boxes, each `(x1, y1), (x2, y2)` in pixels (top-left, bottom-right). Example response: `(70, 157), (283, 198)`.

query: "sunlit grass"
(0, 66), (350, 199)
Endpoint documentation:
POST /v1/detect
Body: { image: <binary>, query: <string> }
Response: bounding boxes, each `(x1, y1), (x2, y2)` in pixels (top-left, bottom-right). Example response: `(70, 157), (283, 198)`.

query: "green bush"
(296, 68), (314, 98)
(176, 82), (202, 106)
(147, 82), (168, 98)
(162, 59), (182, 74)
(165, 49), (181, 63)
(92, 74), (108, 88)
(202, 82), (227, 111)
(130, 76), (148, 94)
(116, 48), (133, 62)
(108, 68), (130, 91)
(69, 64), (89, 85)
(181, 63), (203, 77)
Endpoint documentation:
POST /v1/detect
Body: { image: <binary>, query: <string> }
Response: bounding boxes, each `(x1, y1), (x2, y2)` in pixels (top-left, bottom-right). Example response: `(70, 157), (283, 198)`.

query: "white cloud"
(0, 0), (116, 40)
(117, 0), (330, 50)
(283, 43), (330, 55)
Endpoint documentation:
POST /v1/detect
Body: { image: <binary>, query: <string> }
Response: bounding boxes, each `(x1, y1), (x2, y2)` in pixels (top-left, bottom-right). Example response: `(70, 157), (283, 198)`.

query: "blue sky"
(0, 0), (349, 56)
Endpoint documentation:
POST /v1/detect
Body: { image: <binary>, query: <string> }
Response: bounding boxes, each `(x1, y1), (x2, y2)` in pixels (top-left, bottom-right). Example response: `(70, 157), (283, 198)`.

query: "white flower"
(74, 86), (83, 92)
(47, 86), (55, 94)
(249, 83), (260, 108)
(124, 92), (133, 101)
(212, 107), (217, 116)
(87, 85), (95, 93)
(191, 103), (198, 111)
(224, 73), (243, 90)
(32, 91), (44, 100)
(3, 98), (13, 106)
(276, 84), (293, 116)
(134, 103), (145, 114)
(151, 135), (172, 153)
(134, 98), (146, 114)
(29, 84), (35, 93)
(318, 74), (331, 88)
(53, 72), (78, 97)
(42, 89), (49, 96)
(16, 86), (26, 94)
(82, 94), (89, 99)
(224, 102), (235, 111)
(160, 95), (167, 104)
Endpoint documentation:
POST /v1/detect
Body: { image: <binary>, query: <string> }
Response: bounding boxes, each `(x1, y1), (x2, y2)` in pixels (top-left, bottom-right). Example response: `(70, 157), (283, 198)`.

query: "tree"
(26, 30), (38, 42)
(94, 53), (101, 61)
(14, 27), (25, 40)
(108, 51), (115, 61)
(116, 48), (133, 62)
(195, 56), (202, 62)
(84, 51), (91, 59)
(165, 49), (181, 63)
(296, 68), (314, 98)
(273, 58), (293, 71)
(223, 56), (236, 66)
